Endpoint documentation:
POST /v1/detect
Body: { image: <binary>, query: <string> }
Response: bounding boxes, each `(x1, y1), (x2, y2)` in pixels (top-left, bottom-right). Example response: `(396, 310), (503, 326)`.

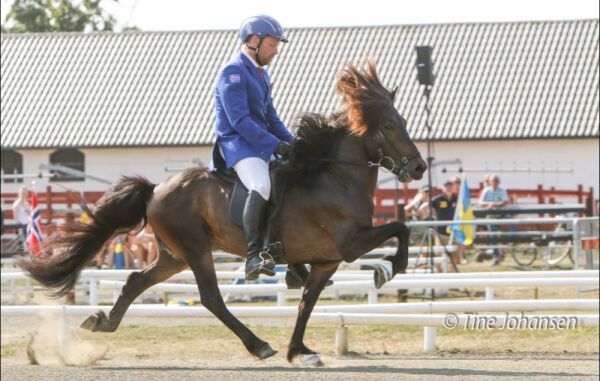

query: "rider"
(213, 15), (293, 280)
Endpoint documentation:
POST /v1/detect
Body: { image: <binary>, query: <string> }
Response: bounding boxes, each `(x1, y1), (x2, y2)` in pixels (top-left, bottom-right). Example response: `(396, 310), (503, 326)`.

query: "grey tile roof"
(1, 19), (598, 148)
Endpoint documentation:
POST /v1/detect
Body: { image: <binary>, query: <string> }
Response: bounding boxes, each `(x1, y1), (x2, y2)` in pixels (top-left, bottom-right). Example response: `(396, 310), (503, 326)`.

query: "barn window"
(1, 150), (24, 183)
(49, 149), (85, 182)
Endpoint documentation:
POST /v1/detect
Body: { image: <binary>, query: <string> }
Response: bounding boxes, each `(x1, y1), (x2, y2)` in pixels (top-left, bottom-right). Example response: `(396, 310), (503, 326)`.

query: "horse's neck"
(331, 134), (379, 197)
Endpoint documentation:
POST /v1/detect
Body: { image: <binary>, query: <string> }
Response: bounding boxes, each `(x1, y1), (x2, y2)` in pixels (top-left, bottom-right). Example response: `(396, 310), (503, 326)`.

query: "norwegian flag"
(26, 191), (46, 257)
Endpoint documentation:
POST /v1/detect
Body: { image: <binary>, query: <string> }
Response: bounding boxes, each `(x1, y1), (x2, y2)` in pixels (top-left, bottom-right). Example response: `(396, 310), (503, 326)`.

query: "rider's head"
(239, 15), (288, 66)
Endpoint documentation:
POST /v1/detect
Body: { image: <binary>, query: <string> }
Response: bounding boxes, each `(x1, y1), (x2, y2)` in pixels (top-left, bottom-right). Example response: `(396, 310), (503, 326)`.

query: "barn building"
(1, 19), (598, 197)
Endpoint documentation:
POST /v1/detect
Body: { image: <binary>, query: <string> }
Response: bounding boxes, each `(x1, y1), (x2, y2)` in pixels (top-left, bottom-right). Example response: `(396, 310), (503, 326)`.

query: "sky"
(1, 0), (599, 32)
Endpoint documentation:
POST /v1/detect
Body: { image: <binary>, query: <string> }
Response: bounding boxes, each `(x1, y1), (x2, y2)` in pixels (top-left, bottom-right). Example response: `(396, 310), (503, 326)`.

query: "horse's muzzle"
(397, 168), (414, 183)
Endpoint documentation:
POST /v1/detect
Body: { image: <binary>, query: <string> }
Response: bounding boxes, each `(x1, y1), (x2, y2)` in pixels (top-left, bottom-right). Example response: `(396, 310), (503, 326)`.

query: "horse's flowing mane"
(286, 60), (397, 188)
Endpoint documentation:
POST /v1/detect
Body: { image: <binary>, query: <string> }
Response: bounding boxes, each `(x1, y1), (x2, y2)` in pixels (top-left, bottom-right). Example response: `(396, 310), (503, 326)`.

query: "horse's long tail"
(17, 176), (156, 297)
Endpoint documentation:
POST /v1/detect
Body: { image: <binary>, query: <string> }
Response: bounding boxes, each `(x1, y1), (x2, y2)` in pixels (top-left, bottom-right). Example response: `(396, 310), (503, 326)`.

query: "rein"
(307, 130), (420, 175)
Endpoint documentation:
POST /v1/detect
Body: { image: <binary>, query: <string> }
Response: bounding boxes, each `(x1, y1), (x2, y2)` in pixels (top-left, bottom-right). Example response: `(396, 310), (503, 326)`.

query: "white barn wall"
(3, 147), (212, 194)
(378, 138), (598, 193)
(4, 139), (598, 196)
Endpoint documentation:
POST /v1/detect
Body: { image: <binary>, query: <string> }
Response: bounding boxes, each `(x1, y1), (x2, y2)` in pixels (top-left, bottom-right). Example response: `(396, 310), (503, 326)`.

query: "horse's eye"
(384, 124), (394, 130)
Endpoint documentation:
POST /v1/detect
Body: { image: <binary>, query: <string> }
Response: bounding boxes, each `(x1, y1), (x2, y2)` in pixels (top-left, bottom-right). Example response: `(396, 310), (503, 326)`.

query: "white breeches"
(233, 157), (271, 201)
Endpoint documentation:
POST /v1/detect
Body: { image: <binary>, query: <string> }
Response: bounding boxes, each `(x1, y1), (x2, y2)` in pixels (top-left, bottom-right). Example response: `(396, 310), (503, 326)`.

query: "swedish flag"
(449, 175), (475, 245)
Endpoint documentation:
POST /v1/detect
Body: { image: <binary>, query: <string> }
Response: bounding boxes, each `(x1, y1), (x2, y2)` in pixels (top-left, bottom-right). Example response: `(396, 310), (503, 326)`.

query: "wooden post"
(46, 185), (53, 224)
(397, 289), (408, 302)
(537, 184), (544, 204)
(336, 326), (348, 355)
(577, 184), (584, 204)
(537, 184), (544, 221)
(549, 187), (556, 217)
(397, 204), (405, 221)
(586, 187), (594, 217)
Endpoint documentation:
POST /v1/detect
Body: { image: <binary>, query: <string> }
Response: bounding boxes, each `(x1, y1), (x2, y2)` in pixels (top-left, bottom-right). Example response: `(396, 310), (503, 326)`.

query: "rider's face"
(257, 36), (280, 65)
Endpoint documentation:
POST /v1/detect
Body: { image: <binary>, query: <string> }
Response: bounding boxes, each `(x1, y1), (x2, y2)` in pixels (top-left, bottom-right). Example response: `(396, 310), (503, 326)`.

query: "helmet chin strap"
(246, 37), (265, 66)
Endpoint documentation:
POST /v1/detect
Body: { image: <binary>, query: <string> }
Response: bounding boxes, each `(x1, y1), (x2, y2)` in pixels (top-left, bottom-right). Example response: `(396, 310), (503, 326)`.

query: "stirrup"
(245, 251), (276, 281)
(258, 250), (276, 267)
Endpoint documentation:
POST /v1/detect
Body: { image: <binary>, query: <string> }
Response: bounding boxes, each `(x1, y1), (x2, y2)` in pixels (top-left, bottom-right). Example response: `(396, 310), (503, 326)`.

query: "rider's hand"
(274, 141), (292, 159)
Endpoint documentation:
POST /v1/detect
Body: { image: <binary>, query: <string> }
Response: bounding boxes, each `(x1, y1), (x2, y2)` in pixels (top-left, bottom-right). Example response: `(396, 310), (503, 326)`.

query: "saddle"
(209, 145), (287, 258)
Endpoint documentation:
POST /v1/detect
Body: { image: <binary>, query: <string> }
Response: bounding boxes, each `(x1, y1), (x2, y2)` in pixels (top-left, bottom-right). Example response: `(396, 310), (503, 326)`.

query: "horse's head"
(336, 61), (427, 182)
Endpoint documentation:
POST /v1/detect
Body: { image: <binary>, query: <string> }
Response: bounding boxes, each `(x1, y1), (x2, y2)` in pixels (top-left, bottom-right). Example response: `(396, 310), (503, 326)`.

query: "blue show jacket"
(214, 52), (293, 168)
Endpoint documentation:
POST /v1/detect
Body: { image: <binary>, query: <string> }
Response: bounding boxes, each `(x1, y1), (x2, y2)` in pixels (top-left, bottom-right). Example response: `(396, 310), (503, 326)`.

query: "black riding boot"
(244, 190), (276, 280)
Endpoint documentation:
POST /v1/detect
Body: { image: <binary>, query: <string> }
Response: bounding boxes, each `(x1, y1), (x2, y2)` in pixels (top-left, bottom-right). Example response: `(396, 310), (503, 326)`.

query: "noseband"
(367, 130), (420, 175)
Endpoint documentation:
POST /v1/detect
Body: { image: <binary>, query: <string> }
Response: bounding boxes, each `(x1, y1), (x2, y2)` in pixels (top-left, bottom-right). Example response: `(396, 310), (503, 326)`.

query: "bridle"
(368, 129), (421, 176)
(307, 128), (420, 176)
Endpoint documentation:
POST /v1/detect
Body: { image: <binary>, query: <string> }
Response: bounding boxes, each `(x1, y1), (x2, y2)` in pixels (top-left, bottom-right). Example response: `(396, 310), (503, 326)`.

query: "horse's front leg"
(287, 261), (339, 366)
(339, 221), (409, 288)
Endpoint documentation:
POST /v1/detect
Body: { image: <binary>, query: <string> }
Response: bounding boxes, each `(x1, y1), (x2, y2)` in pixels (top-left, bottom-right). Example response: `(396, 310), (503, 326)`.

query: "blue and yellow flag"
(449, 175), (475, 245)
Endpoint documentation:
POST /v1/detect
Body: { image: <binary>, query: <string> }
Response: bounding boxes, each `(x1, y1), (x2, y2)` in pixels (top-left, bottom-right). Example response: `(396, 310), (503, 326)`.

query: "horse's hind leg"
(185, 246), (278, 359)
(81, 238), (186, 332)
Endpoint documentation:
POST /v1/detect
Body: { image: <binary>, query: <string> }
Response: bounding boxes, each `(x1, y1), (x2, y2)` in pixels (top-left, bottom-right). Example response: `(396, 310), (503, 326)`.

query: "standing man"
(478, 174), (510, 266)
(431, 180), (458, 237)
(427, 181), (458, 270)
(213, 16), (293, 280)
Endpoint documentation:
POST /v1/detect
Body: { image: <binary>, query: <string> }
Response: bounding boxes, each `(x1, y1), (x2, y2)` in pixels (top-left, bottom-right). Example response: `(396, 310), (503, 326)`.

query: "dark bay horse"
(18, 61), (427, 365)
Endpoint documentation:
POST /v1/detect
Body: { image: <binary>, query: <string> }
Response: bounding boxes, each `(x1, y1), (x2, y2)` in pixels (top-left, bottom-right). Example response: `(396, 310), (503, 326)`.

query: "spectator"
(450, 176), (461, 195)
(99, 234), (133, 269)
(478, 174), (509, 266)
(478, 174), (509, 210)
(431, 180), (459, 268)
(130, 224), (158, 269)
(478, 174), (492, 198)
(449, 176), (468, 264)
(431, 180), (458, 235)
(12, 186), (31, 242)
(46, 212), (79, 256)
(404, 185), (430, 221)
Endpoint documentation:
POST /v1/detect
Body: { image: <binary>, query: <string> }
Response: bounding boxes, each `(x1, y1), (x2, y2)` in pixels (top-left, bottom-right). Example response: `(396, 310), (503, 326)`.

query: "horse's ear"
(336, 62), (369, 135)
(390, 86), (399, 101)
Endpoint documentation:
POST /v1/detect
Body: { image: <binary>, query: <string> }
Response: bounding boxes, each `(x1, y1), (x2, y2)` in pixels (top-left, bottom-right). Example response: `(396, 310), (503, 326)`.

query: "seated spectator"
(478, 174), (509, 266)
(404, 185), (430, 220)
(96, 234), (134, 269)
(130, 224), (158, 269)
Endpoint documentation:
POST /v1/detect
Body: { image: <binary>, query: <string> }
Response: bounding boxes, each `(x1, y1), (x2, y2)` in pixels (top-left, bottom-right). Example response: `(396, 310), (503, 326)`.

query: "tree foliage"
(2, 0), (117, 33)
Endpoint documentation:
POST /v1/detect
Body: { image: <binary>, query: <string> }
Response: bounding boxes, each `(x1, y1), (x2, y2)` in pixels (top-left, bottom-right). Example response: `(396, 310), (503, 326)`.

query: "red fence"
(373, 183), (595, 223)
(1, 186), (103, 223)
(1, 184), (595, 226)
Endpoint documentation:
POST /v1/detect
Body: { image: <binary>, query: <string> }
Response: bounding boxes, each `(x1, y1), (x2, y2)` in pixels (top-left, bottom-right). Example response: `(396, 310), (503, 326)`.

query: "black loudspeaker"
(415, 46), (434, 86)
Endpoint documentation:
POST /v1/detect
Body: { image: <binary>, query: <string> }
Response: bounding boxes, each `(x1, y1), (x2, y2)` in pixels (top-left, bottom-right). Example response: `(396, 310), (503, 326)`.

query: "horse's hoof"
(80, 310), (106, 332)
(256, 343), (278, 360)
(299, 353), (323, 367)
(373, 260), (394, 289)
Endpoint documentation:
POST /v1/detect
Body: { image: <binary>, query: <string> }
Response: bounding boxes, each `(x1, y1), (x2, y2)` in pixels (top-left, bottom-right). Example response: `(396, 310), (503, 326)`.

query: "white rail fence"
(2, 300), (598, 356)
(2, 269), (597, 306)
(2, 271), (598, 355)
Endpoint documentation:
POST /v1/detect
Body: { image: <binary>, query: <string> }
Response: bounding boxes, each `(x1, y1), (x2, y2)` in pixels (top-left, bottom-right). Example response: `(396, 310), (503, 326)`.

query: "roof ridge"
(0, 18), (597, 39)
